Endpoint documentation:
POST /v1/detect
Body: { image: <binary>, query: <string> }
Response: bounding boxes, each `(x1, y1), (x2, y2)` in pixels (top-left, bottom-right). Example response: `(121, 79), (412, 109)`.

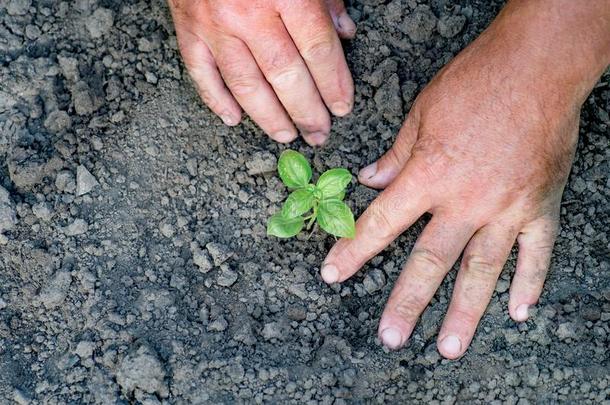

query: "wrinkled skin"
(168, 0), (355, 146)
(322, 0), (610, 358)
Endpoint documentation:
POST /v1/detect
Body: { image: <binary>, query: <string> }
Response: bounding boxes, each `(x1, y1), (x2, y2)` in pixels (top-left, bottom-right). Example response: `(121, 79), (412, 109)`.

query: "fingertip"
(515, 304), (530, 322)
(272, 130), (298, 144)
(358, 161), (396, 189)
(379, 327), (404, 350)
(220, 111), (241, 127)
(303, 132), (329, 146)
(330, 101), (353, 117)
(357, 162), (377, 183)
(438, 335), (463, 359)
(320, 264), (339, 284)
(336, 12), (357, 39)
(509, 303), (531, 322)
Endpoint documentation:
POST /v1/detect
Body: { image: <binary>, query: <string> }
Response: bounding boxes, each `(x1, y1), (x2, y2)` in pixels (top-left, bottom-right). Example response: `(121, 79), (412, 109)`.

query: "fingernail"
(359, 162), (378, 180)
(380, 327), (404, 350)
(338, 13), (357, 35)
(330, 101), (351, 117)
(274, 130), (296, 143)
(321, 264), (339, 284)
(305, 132), (328, 146)
(221, 113), (238, 126)
(439, 335), (462, 358)
(515, 304), (529, 321)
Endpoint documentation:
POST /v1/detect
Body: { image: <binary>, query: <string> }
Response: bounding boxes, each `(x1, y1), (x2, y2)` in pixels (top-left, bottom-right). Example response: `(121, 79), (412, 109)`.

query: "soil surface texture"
(1, 0), (609, 403)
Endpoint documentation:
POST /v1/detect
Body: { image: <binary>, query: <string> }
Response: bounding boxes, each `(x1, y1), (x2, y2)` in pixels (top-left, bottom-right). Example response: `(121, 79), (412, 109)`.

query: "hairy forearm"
(494, 0), (610, 105)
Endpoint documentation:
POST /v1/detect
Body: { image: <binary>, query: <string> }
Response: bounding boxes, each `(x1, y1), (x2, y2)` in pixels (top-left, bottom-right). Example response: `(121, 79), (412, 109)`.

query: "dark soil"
(1, 0), (609, 403)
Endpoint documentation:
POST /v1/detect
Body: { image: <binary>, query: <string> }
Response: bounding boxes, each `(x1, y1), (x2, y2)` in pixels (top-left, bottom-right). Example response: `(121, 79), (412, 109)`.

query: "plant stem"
(307, 200), (319, 230)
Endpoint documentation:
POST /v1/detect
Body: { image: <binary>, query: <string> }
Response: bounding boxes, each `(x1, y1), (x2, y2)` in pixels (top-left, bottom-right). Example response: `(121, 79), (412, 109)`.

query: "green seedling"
(267, 150), (356, 239)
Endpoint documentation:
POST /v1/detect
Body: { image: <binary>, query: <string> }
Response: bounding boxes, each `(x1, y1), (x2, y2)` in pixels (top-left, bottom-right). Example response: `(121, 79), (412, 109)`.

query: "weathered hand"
(168, 0), (355, 146)
(322, 0), (610, 358)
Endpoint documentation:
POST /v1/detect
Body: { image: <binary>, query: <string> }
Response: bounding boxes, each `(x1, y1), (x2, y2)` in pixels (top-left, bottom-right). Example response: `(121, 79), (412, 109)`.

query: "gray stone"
(116, 346), (167, 396)
(7, 0), (31, 16)
(44, 110), (71, 133)
(8, 148), (48, 189)
(556, 322), (578, 341)
(233, 322), (257, 345)
(401, 6), (437, 43)
(374, 73), (402, 121)
(437, 15), (466, 38)
(217, 268), (238, 287)
(12, 388), (30, 405)
(86, 8), (114, 39)
(76, 165), (99, 196)
(32, 202), (53, 221)
(206, 242), (233, 266)
(63, 219), (88, 236)
(58, 55), (79, 82)
(0, 187), (11, 205)
(191, 242), (213, 272)
(75, 341), (95, 358)
(208, 317), (228, 332)
(246, 152), (277, 175)
(55, 170), (76, 193)
(159, 221), (175, 238)
(262, 322), (285, 341)
(363, 269), (386, 294)
(495, 279), (510, 293)
(72, 81), (97, 116)
(0, 186), (17, 233)
(38, 271), (72, 308)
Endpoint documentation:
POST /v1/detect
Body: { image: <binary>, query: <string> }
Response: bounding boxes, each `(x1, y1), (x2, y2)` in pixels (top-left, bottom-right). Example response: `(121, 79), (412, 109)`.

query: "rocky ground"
(1, 0), (609, 403)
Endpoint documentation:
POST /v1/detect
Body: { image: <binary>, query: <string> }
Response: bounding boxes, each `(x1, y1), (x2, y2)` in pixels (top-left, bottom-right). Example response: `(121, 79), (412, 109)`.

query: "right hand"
(168, 0), (356, 146)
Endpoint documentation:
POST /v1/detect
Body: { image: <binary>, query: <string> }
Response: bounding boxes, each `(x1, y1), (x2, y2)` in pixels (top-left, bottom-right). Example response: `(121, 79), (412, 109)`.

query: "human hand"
(321, 0), (610, 358)
(168, 0), (356, 146)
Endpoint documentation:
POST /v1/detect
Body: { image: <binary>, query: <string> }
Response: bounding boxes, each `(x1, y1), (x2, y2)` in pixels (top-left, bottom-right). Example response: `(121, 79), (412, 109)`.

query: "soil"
(1, 0), (609, 403)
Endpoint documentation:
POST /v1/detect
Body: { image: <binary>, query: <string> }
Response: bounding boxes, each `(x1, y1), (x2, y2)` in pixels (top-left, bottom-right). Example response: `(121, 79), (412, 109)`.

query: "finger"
(175, 27), (242, 126)
(437, 222), (517, 359)
(358, 114), (420, 189)
(509, 215), (559, 322)
(242, 17), (331, 146)
(212, 37), (298, 143)
(378, 218), (475, 350)
(325, 0), (357, 39)
(279, 1), (354, 117)
(321, 157), (431, 284)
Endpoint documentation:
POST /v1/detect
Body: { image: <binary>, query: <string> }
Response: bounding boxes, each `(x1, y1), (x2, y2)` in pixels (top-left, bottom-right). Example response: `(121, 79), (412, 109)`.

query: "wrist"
(490, 0), (610, 107)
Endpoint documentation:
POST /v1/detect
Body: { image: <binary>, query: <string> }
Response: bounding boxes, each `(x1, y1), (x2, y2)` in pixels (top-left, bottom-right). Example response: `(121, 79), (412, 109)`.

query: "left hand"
(321, 0), (609, 359)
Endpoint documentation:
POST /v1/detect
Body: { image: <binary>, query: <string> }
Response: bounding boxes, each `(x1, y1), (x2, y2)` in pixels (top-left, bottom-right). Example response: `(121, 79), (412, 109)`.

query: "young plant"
(267, 150), (356, 239)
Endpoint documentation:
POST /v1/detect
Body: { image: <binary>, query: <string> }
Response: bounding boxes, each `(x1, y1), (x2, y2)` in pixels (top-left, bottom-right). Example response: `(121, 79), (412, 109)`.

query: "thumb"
(358, 114), (419, 189)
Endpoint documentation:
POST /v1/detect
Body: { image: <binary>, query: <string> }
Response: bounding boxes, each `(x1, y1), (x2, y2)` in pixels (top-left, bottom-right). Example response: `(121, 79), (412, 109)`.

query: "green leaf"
(317, 199), (355, 238)
(278, 150), (312, 188)
(316, 168), (351, 199)
(334, 191), (346, 201)
(282, 189), (314, 218)
(267, 213), (305, 238)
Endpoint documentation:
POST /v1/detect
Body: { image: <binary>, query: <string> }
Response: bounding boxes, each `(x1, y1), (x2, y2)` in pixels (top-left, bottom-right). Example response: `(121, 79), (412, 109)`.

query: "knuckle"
(450, 307), (480, 327)
(226, 76), (259, 96)
(392, 295), (427, 322)
(197, 88), (218, 110)
(410, 247), (448, 271)
(221, 67), (259, 96)
(294, 115), (330, 134)
(302, 37), (335, 61)
(461, 254), (500, 279)
(268, 67), (301, 91)
(366, 202), (397, 240)
(384, 147), (404, 169)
